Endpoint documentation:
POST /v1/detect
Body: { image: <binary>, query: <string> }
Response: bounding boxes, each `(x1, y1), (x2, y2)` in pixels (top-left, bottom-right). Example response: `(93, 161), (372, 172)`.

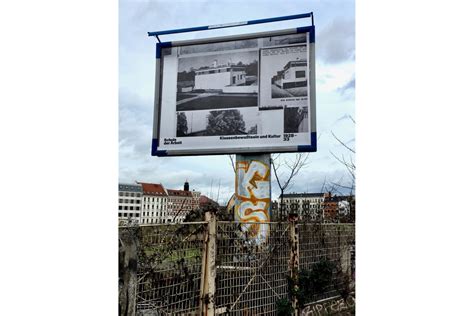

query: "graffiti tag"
(235, 159), (271, 245)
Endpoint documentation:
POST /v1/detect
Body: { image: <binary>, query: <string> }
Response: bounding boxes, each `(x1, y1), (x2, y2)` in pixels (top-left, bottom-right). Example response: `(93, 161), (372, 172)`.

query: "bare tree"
(329, 116), (355, 222)
(228, 154), (236, 173)
(271, 153), (310, 220)
(329, 115), (355, 194)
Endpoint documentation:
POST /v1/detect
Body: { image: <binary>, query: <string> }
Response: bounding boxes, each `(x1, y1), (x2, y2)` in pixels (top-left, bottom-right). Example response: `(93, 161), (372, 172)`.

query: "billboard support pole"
(234, 153), (272, 244)
(148, 12), (313, 40)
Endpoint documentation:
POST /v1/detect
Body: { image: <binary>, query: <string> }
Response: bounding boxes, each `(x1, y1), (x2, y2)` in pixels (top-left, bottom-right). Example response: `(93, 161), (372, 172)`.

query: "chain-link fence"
(298, 223), (355, 304)
(214, 221), (291, 315)
(119, 222), (207, 315)
(119, 214), (355, 316)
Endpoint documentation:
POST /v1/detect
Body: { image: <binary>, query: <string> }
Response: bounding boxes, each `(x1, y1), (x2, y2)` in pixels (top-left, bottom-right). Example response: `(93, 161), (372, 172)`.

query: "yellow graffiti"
(235, 160), (270, 244)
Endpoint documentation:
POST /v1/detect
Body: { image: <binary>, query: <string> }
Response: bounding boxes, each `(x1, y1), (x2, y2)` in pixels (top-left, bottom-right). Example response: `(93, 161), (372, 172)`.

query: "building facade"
(139, 182), (169, 224)
(276, 192), (325, 221)
(273, 59), (307, 89)
(194, 61), (246, 90)
(167, 181), (201, 222)
(118, 183), (142, 225)
(118, 181), (204, 225)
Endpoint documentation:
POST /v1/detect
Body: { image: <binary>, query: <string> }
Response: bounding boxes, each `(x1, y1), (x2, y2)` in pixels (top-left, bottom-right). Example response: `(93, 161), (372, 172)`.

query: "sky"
(119, 0), (355, 204)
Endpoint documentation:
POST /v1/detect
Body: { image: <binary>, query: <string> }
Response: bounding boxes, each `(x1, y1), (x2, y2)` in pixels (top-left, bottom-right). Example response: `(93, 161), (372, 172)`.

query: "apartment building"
(118, 183), (142, 225)
(139, 182), (169, 224)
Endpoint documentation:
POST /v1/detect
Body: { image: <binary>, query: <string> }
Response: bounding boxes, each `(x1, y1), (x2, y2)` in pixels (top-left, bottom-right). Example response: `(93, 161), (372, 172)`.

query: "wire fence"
(298, 223), (355, 304)
(214, 221), (291, 315)
(119, 214), (355, 316)
(135, 223), (206, 315)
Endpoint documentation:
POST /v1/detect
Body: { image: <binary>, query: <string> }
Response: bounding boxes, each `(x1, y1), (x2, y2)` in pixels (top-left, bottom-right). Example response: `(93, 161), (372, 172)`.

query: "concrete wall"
(194, 72), (231, 90)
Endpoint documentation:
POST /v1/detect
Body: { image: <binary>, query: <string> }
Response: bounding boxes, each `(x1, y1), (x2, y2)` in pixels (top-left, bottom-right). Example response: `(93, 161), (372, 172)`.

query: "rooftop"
(280, 192), (325, 198)
(167, 189), (192, 197)
(138, 182), (167, 196)
(283, 59), (307, 71)
(118, 183), (142, 193)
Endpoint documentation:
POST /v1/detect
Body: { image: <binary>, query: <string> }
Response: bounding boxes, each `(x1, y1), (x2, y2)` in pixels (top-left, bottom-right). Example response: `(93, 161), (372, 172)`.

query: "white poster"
(154, 30), (314, 155)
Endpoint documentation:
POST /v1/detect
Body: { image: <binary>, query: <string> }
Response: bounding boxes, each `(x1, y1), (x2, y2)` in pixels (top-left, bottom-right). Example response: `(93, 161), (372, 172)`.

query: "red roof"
(138, 182), (167, 196)
(199, 195), (209, 204)
(199, 195), (218, 206)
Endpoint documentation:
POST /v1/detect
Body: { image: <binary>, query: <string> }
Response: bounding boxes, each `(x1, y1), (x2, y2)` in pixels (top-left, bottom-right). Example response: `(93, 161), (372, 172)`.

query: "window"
(119, 213), (122, 217)
(296, 70), (305, 78)
(119, 192), (124, 196)
(119, 206), (122, 210)
(119, 199), (123, 203)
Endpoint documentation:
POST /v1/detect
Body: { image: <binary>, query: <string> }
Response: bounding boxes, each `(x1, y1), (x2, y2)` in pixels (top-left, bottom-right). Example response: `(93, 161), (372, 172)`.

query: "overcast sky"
(119, 0), (355, 203)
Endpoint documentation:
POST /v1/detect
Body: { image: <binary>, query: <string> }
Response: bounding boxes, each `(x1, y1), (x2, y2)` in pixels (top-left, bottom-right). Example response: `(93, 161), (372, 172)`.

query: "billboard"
(152, 27), (316, 156)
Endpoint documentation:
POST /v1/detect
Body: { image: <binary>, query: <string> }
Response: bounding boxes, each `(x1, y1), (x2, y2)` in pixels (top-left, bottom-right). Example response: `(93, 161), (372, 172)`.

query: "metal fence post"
(289, 215), (300, 314)
(119, 227), (138, 316)
(200, 211), (217, 315)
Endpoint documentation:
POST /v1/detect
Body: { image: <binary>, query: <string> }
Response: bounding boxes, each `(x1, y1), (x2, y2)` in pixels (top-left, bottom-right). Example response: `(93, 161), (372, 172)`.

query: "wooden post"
(119, 227), (138, 316)
(200, 211), (217, 315)
(288, 215), (299, 314)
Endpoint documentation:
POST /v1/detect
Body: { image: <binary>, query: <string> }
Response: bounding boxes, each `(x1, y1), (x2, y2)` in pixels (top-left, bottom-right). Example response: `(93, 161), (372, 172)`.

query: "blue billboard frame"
(150, 16), (316, 157)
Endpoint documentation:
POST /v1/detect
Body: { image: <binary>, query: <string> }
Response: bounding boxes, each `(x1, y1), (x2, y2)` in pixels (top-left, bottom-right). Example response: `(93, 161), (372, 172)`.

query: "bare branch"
(331, 131), (355, 154)
(320, 176), (327, 193)
(271, 157), (284, 192)
(331, 182), (355, 191)
(228, 155), (236, 173)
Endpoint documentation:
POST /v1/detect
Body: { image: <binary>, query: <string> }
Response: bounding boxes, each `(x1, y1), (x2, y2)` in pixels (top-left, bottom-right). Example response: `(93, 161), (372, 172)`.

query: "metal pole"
(148, 13), (312, 37)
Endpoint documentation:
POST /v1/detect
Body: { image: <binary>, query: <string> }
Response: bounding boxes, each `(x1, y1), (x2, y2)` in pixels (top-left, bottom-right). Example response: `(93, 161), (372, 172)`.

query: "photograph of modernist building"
(259, 44), (309, 110)
(271, 58), (308, 98)
(194, 61), (247, 90)
(176, 50), (258, 112)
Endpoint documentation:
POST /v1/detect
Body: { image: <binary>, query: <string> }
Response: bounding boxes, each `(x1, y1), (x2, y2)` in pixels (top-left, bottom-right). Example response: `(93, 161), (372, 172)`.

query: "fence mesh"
(214, 221), (291, 315)
(123, 220), (355, 315)
(134, 223), (206, 315)
(298, 223), (355, 304)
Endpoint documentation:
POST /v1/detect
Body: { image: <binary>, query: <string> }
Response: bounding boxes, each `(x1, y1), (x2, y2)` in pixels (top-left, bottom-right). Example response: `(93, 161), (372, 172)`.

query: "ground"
(176, 93), (258, 111)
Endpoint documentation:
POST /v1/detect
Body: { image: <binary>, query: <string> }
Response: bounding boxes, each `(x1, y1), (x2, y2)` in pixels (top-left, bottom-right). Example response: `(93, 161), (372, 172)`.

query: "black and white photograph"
(176, 107), (259, 137)
(179, 38), (258, 55)
(176, 50), (259, 112)
(259, 44), (309, 109)
(155, 27), (314, 154)
(271, 57), (308, 98)
(261, 33), (306, 47)
(284, 106), (308, 133)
